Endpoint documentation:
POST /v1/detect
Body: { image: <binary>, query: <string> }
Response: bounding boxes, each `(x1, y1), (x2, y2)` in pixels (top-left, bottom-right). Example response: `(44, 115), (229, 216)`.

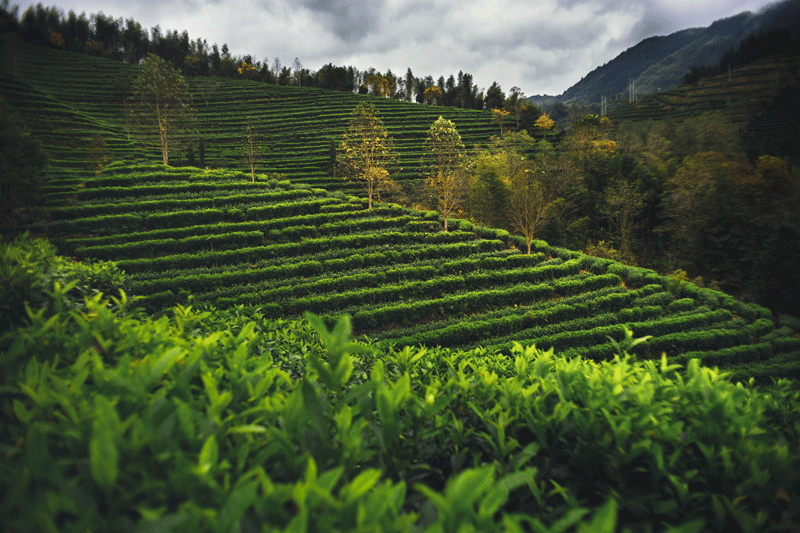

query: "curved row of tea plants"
(2, 241), (799, 532)
(0, 36), (500, 201)
(20, 162), (798, 388)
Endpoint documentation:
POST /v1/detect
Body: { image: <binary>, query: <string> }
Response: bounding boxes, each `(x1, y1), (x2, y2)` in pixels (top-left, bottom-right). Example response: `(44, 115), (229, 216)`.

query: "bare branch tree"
(240, 115), (264, 182)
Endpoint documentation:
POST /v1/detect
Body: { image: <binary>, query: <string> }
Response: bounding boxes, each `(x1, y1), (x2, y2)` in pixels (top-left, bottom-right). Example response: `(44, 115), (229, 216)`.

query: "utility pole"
(628, 78), (637, 103)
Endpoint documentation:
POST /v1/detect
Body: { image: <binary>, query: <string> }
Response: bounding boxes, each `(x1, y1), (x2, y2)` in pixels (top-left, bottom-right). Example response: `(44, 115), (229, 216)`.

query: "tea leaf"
(197, 435), (218, 475)
(90, 421), (118, 490)
(218, 480), (258, 533)
(577, 498), (617, 533)
(227, 424), (267, 434)
(342, 469), (381, 503)
(661, 519), (706, 533)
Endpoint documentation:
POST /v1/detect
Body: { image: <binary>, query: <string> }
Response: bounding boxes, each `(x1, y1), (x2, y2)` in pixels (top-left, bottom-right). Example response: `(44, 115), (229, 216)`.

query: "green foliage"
(2, 285), (799, 531)
(132, 53), (196, 165)
(0, 234), (127, 334)
(0, 97), (48, 225)
(2, 247), (800, 531)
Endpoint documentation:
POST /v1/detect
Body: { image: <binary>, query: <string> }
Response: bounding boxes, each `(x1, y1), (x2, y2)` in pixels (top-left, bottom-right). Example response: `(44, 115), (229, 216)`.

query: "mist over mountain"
(530, 0), (800, 106)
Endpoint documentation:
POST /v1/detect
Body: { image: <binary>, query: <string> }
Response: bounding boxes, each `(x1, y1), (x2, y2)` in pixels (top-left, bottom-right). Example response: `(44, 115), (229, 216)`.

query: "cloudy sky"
(18, 0), (779, 95)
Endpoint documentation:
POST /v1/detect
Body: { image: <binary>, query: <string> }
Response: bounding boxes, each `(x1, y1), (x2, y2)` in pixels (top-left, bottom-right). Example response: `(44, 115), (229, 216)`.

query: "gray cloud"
(298, 0), (387, 43)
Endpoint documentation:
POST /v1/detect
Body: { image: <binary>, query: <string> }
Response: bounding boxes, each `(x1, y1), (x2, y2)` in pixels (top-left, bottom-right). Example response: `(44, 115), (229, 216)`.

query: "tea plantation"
(2, 238), (800, 532)
(2, 35), (800, 532)
(0, 35), (500, 194)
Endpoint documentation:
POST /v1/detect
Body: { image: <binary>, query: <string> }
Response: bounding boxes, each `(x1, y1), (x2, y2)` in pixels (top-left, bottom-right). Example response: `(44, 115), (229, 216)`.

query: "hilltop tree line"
(0, 1), (531, 114)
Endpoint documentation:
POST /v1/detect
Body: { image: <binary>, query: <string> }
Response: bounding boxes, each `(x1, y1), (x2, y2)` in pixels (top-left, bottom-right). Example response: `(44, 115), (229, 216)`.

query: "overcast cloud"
(17, 0), (778, 95)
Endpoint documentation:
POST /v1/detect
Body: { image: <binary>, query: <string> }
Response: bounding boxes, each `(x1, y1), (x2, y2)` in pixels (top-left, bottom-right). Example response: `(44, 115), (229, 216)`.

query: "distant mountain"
(531, 0), (800, 106)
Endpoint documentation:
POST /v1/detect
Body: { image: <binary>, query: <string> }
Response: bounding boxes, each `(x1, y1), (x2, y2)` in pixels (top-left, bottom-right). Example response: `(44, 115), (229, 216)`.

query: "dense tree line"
(365, 109), (800, 314)
(0, 1), (532, 114)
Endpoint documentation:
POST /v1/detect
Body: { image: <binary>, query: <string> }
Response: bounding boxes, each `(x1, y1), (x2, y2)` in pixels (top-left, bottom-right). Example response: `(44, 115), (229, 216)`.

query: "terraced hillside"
(610, 53), (800, 133)
(0, 36), (499, 197)
(32, 162), (797, 387)
(3, 38), (799, 389)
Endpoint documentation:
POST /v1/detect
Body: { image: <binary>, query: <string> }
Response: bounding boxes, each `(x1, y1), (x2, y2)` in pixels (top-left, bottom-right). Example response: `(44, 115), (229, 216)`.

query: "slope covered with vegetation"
(2, 10), (800, 533)
(2, 236), (800, 532)
(611, 55), (800, 154)
(0, 34), (499, 196)
(2, 31), (799, 385)
(7, 160), (795, 388)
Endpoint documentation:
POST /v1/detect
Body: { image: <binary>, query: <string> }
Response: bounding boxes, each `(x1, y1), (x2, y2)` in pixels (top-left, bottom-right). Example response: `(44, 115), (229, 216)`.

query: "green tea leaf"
(198, 435), (218, 475)
(662, 519), (706, 533)
(12, 399), (30, 424)
(133, 513), (188, 533)
(577, 498), (617, 533)
(342, 469), (381, 502)
(227, 424), (267, 434)
(546, 507), (591, 533)
(479, 483), (509, 518)
(446, 466), (495, 507)
(90, 422), (118, 490)
(218, 480), (258, 533)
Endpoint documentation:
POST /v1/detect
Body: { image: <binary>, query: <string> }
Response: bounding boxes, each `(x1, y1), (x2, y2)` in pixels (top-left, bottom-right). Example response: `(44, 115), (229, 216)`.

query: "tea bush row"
(75, 231), (266, 261)
(208, 269), (615, 323)
(4, 288), (797, 531)
(75, 180), (275, 201)
(50, 188), (318, 219)
(374, 285), (635, 344)
(383, 280), (651, 349)
(349, 282), (557, 331)
(131, 247), (526, 297)
(130, 241), (506, 284)
(67, 204), (384, 248)
(116, 230), (487, 274)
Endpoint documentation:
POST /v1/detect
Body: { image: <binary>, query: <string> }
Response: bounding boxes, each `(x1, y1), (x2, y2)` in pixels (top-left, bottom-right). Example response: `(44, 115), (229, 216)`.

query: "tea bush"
(2, 240), (799, 532)
(0, 235), (128, 333)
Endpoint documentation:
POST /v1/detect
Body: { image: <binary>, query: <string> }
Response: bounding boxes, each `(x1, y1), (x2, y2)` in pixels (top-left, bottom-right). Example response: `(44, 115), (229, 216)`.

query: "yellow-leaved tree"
(534, 113), (555, 139)
(365, 74), (396, 98)
(337, 103), (396, 209)
(423, 117), (467, 231)
(423, 85), (443, 105)
(491, 108), (510, 134)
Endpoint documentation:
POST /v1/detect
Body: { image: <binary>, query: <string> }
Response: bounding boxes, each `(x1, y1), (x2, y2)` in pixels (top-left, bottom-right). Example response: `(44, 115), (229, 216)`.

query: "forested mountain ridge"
(530, 0), (800, 106)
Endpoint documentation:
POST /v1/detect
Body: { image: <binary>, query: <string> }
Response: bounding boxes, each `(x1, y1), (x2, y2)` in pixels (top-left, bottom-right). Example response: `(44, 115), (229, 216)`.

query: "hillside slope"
(2, 35), (799, 388)
(609, 53), (800, 162)
(21, 161), (800, 387)
(0, 35), (499, 197)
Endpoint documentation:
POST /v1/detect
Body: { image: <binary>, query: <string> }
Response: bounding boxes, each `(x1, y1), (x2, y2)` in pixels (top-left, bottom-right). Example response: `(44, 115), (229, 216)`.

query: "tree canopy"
(132, 53), (195, 165)
(423, 117), (467, 231)
(337, 103), (396, 209)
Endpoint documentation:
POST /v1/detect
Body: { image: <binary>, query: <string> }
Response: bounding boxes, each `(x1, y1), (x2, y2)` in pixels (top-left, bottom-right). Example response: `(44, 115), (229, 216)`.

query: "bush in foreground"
(1, 239), (799, 532)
